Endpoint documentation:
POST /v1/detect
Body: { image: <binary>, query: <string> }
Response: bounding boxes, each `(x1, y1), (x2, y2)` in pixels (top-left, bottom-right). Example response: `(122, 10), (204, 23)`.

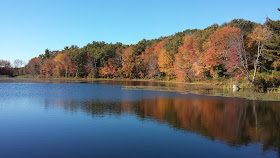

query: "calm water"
(0, 82), (280, 158)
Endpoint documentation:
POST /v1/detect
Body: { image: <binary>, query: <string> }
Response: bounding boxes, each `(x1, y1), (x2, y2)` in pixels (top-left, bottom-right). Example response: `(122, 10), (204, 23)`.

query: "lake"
(0, 80), (280, 158)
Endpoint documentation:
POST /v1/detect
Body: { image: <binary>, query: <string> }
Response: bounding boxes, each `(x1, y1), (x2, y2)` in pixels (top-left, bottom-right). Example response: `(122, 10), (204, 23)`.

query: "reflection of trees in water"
(137, 98), (280, 155)
(44, 97), (280, 155)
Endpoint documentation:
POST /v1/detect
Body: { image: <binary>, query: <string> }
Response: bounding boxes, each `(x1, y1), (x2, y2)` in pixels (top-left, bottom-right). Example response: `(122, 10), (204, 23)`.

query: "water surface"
(0, 82), (279, 158)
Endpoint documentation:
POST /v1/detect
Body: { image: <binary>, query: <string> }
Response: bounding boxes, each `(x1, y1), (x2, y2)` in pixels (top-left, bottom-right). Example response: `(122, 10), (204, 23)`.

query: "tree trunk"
(65, 67), (68, 78)
(76, 65), (79, 77)
(251, 41), (263, 84)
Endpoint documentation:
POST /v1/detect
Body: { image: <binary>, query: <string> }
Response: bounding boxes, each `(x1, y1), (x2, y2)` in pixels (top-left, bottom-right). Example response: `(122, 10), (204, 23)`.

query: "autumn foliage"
(3, 18), (277, 85)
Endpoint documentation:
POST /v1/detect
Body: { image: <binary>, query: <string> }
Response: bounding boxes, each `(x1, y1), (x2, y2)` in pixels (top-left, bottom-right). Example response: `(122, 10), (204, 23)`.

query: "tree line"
(1, 18), (280, 86)
(0, 59), (24, 76)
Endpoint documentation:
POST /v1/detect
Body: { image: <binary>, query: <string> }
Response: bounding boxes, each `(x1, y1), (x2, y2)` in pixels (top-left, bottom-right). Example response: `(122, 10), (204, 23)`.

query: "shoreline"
(1, 77), (279, 101)
(1, 76), (221, 86)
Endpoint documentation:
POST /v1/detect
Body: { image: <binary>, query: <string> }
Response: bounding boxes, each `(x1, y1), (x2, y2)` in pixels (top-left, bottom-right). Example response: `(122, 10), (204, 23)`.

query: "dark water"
(0, 82), (280, 158)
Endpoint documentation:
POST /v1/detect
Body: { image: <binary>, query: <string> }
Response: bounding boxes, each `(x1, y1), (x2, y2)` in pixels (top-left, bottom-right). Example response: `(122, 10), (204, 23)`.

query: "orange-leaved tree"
(157, 39), (175, 79)
(202, 26), (238, 77)
(122, 46), (137, 78)
(40, 58), (56, 78)
(175, 35), (196, 82)
(27, 57), (43, 76)
(54, 53), (76, 77)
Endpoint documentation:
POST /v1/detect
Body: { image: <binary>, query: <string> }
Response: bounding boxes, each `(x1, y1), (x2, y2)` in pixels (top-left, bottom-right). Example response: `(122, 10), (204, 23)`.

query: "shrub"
(253, 77), (267, 92)
(265, 76), (280, 88)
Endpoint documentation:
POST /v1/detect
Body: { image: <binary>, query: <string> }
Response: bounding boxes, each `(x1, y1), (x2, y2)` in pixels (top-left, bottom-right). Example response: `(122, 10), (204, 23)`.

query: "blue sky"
(0, 0), (279, 64)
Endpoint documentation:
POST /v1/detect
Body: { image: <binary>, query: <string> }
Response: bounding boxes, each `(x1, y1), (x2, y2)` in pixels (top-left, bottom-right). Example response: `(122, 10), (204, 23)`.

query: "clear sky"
(0, 0), (279, 64)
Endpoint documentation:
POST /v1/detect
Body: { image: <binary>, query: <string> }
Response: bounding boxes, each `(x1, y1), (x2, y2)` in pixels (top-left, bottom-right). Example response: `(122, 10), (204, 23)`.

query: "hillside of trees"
(1, 18), (280, 87)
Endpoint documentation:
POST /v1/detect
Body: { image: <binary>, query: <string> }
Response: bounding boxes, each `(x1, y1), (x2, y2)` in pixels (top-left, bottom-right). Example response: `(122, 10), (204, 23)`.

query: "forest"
(1, 18), (280, 88)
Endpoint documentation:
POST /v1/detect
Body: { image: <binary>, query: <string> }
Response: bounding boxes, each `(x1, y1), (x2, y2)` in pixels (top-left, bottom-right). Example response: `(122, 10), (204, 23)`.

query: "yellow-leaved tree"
(247, 25), (273, 83)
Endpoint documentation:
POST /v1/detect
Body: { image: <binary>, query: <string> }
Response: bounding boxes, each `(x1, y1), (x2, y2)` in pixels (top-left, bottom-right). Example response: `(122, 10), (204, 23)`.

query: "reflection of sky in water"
(0, 83), (279, 158)
(0, 83), (187, 101)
